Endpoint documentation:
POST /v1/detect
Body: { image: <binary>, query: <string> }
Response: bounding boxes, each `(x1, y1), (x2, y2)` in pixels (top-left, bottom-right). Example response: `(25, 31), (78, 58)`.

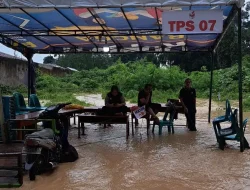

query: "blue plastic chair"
(213, 99), (232, 124)
(29, 94), (47, 111)
(152, 103), (176, 135)
(212, 100), (233, 142)
(213, 109), (238, 143)
(218, 117), (249, 150)
(13, 92), (36, 115)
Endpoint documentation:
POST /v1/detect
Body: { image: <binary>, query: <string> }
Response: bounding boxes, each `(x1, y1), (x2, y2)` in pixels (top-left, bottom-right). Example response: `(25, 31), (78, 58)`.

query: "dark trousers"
(60, 116), (70, 148)
(185, 109), (196, 130)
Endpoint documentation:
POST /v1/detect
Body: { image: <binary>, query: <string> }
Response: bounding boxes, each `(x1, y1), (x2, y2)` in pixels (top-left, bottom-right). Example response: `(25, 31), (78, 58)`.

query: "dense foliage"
(2, 56), (250, 109)
(38, 56), (250, 110)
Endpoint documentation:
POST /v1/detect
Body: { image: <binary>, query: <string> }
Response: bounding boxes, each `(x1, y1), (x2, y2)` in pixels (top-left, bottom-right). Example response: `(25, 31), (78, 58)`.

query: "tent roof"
(0, 0), (245, 8)
(0, 1), (241, 55)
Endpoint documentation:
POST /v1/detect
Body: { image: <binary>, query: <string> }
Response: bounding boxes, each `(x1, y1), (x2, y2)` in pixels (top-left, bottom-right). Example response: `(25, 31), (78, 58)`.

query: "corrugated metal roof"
(0, 51), (25, 61)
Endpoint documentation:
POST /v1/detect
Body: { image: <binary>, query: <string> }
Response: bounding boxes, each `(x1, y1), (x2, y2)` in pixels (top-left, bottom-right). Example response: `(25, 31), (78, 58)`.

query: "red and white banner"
(162, 10), (223, 34)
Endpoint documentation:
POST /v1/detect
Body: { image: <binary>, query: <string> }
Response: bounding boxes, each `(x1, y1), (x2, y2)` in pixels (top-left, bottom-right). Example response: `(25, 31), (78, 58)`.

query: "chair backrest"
(235, 118), (248, 140)
(13, 92), (27, 113)
(29, 94), (41, 107)
(243, 119), (248, 133)
(13, 92), (20, 109)
(230, 109), (238, 133)
(225, 99), (232, 120)
(13, 92), (26, 108)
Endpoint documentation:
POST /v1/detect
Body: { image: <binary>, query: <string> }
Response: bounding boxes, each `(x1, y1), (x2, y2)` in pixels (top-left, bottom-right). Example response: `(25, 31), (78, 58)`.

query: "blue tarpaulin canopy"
(0, 0), (244, 54)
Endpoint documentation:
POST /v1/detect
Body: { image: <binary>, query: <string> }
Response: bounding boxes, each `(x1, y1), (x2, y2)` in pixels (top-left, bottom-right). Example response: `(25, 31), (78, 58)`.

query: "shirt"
(138, 89), (152, 107)
(179, 87), (196, 110)
(105, 92), (125, 106)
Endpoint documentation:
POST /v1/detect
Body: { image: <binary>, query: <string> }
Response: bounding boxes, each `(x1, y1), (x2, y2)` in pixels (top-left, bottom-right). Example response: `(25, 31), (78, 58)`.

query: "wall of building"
(0, 57), (28, 86)
(0, 56), (74, 87)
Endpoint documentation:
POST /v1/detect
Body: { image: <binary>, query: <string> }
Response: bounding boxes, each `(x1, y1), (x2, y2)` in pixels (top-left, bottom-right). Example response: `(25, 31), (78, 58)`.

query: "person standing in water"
(179, 78), (197, 131)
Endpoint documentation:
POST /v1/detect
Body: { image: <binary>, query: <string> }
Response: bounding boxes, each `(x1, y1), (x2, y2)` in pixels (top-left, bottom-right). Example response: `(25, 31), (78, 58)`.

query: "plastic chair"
(29, 94), (47, 111)
(212, 100), (233, 143)
(152, 103), (176, 135)
(218, 118), (249, 150)
(213, 99), (232, 124)
(213, 109), (238, 143)
(13, 92), (36, 115)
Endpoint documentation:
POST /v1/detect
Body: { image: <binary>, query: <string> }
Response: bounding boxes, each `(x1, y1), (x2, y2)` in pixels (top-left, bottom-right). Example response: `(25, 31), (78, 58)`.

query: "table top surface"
(16, 110), (43, 120)
(82, 105), (183, 111)
(15, 105), (184, 120)
(15, 108), (83, 120)
(78, 114), (128, 118)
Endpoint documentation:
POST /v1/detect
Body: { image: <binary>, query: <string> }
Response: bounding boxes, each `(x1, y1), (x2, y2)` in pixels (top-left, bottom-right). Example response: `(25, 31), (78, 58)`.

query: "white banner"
(162, 10), (223, 34)
(133, 106), (146, 119)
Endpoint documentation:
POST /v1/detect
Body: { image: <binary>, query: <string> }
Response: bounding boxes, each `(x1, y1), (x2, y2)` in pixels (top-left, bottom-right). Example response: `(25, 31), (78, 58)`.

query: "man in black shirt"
(179, 78), (197, 131)
(138, 84), (161, 124)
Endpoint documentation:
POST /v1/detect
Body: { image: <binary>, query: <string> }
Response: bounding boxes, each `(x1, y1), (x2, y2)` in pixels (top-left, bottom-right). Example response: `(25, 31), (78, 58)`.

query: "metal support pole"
(27, 57), (31, 102)
(238, 8), (244, 152)
(26, 53), (34, 103)
(208, 51), (214, 123)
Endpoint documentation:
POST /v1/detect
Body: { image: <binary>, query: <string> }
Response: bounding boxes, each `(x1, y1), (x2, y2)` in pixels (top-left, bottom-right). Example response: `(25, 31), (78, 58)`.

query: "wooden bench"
(78, 115), (130, 139)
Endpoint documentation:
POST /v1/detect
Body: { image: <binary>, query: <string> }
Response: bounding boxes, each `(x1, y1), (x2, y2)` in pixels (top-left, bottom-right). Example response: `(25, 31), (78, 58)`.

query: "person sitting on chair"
(138, 84), (161, 124)
(179, 78), (197, 131)
(103, 85), (127, 116)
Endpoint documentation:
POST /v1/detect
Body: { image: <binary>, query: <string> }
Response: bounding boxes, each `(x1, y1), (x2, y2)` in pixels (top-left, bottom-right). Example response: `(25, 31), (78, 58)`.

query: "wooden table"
(77, 115), (129, 139)
(80, 106), (131, 113)
(59, 108), (84, 124)
(81, 105), (184, 114)
(13, 109), (84, 140)
(15, 109), (84, 120)
(16, 110), (44, 120)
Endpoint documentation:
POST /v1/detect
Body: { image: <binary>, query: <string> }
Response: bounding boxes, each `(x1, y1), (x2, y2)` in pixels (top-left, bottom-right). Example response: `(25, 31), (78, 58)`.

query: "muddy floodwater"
(6, 97), (250, 190)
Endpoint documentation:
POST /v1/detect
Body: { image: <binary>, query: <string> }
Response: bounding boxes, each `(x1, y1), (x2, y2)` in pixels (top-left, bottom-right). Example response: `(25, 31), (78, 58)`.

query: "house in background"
(0, 52), (77, 87)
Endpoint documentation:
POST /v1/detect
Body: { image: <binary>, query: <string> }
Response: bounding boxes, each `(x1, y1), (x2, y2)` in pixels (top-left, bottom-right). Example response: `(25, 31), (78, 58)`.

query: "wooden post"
(0, 89), (6, 143)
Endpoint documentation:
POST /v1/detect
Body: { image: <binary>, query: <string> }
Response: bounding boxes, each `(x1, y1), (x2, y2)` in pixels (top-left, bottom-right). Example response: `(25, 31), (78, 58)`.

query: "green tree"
(43, 55), (56, 64)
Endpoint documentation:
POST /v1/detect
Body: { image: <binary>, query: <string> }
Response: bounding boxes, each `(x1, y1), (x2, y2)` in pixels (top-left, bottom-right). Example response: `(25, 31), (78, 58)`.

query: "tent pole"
(238, 8), (244, 152)
(208, 51), (214, 123)
(26, 52), (33, 103)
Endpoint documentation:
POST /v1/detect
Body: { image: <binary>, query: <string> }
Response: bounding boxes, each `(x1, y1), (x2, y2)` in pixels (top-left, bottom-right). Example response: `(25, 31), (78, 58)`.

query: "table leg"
(78, 120), (80, 138)
(132, 118), (134, 136)
(147, 118), (150, 135)
(81, 122), (85, 135)
(68, 116), (71, 128)
(17, 122), (22, 140)
(131, 115), (134, 129)
(74, 113), (76, 125)
(126, 120), (129, 139)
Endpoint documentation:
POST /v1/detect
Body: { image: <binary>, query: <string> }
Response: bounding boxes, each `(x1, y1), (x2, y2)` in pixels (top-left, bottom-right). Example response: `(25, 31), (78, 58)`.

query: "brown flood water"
(6, 99), (250, 190)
